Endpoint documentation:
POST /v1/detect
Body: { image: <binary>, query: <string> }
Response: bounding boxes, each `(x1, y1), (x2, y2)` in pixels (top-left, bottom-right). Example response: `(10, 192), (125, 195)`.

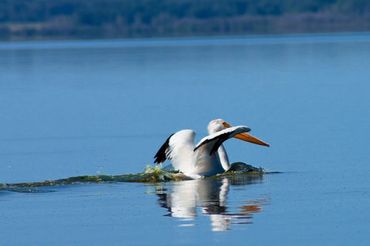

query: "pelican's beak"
(223, 121), (270, 147)
(233, 132), (270, 147)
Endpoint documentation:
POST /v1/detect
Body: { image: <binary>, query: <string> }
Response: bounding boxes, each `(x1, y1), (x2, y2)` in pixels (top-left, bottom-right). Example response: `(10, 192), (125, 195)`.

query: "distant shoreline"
(2, 28), (370, 43)
(1, 32), (370, 48)
(2, 1), (370, 42)
(2, 29), (370, 43)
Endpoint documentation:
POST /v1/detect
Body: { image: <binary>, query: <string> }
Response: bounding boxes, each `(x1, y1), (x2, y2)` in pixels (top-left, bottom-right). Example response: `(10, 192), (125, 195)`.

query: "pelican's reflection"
(155, 175), (268, 231)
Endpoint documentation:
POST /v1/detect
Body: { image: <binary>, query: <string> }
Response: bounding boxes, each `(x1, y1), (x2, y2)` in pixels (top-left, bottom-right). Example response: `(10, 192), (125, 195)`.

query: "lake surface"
(1, 33), (370, 245)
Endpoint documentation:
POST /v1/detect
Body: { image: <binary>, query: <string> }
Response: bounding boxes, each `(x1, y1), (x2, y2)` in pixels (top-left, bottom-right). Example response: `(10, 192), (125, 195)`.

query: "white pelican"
(154, 119), (269, 178)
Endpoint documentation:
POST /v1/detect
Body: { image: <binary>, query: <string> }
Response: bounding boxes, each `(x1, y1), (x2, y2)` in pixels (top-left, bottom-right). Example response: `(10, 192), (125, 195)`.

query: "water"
(1, 33), (370, 245)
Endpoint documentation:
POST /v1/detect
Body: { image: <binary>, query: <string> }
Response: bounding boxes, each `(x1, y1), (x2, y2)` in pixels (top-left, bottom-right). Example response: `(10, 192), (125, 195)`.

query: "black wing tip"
(153, 155), (162, 164)
(195, 131), (232, 155)
(153, 133), (174, 164)
(210, 132), (231, 154)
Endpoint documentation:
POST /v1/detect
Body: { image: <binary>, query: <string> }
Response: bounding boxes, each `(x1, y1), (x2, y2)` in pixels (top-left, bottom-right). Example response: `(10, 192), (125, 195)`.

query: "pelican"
(154, 119), (269, 178)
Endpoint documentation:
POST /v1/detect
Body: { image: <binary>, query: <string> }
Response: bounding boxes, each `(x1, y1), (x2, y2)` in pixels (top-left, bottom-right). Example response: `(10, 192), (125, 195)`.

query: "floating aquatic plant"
(0, 163), (269, 192)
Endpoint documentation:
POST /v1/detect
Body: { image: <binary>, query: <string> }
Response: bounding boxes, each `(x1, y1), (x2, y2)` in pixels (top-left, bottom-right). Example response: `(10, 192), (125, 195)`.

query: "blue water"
(1, 33), (370, 245)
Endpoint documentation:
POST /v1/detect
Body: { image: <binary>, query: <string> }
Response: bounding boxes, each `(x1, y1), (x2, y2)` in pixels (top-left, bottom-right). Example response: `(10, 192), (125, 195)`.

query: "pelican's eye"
(222, 122), (231, 128)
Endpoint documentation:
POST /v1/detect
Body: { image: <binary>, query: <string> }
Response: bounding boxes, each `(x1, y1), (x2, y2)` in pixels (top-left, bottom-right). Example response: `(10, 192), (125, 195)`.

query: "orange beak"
(223, 121), (270, 147)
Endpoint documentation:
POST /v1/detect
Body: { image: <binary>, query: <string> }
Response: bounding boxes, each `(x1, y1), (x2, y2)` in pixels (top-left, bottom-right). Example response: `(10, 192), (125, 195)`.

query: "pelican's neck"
(218, 144), (230, 171)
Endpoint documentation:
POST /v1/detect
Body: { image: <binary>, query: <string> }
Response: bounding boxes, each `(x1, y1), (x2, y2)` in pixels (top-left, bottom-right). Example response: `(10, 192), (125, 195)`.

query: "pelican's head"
(208, 119), (270, 147)
(207, 119), (228, 134)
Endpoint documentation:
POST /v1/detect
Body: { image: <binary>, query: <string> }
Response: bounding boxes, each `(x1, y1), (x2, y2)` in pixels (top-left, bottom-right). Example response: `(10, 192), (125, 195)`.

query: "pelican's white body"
(168, 129), (225, 177)
(162, 122), (250, 178)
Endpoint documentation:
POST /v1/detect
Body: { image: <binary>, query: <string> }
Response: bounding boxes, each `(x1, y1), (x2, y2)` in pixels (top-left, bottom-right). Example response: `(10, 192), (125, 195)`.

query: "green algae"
(0, 163), (271, 192)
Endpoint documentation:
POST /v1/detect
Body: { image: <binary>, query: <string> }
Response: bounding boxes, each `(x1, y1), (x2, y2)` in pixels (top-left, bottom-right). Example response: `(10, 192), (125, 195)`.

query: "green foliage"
(0, 0), (344, 23)
(0, 0), (369, 39)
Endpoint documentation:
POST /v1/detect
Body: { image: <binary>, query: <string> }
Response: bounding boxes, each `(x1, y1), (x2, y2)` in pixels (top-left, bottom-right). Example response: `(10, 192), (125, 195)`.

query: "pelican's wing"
(194, 126), (250, 154)
(154, 129), (197, 175)
(154, 133), (174, 164)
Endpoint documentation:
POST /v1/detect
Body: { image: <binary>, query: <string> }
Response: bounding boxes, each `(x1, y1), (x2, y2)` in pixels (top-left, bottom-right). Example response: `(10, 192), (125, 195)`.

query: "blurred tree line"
(0, 0), (369, 40)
